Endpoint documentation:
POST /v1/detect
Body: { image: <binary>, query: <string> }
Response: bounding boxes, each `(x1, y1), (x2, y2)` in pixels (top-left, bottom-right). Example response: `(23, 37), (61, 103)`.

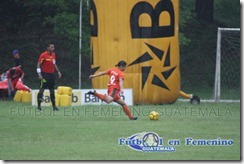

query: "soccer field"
(0, 101), (240, 160)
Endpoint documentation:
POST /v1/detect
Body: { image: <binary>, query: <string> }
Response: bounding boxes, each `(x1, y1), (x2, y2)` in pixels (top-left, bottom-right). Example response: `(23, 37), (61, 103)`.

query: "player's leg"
(49, 74), (58, 111)
(113, 91), (137, 120)
(179, 91), (192, 99)
(115, 98), (138, 120)
(37, 73), (47, 111)
(49, 88), (58, 111)
(10, 79), (18, 99)
(37, 88), (44, 111)
(104, 87), (116, 103)
(87, 89), (114, 104)
(179, 91), (200, 104)
(87, 90), (105, 100)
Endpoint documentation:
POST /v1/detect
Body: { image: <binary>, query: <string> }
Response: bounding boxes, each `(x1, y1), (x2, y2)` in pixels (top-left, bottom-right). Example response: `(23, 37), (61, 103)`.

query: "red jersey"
(106, 67), (124, 89)
(7, 67), (23, 80)
(38, 51), (56, 73)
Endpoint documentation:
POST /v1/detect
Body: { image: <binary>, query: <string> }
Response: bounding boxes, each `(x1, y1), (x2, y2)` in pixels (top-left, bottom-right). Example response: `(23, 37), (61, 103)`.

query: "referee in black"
(36, 44), (62, 111)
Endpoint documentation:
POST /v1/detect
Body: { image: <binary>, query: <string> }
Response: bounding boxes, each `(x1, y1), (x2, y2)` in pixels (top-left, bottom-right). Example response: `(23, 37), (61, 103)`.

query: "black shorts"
(40, 72), (55, 89)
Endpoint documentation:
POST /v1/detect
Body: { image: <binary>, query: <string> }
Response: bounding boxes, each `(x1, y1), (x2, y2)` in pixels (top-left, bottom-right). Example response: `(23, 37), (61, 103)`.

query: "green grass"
(0, 101), (240, 160)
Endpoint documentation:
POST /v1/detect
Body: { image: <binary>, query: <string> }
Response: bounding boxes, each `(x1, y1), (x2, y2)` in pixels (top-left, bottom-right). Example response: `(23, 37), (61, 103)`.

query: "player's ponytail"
(116, 60), (127, 67)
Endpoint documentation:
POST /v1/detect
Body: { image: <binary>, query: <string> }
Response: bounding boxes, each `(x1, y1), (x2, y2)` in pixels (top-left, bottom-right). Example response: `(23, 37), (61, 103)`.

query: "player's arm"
(20, 72), (24, 79)
(54, 64), (62, 78)
(36, 62), (43, 80)
(89, 71), (106, 79)
(18, 68), (24, 79)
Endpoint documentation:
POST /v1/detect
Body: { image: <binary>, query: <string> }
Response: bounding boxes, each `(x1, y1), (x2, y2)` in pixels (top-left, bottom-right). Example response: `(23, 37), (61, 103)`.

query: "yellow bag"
(13, 90), (23, 102)
(22, 91), (32, 103)
(59, 94), (71, 106)
(57, 86), (72, 96)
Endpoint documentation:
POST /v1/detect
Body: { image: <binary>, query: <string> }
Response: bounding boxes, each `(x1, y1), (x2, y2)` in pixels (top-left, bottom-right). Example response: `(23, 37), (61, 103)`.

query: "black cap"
(116, 60), (127, 67)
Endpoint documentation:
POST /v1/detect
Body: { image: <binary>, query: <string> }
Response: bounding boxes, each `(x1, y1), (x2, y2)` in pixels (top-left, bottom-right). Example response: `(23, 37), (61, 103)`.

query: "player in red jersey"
(36, 44), (62, 111)
(88, 60), (138, 120)
(7, 67), (24, 98)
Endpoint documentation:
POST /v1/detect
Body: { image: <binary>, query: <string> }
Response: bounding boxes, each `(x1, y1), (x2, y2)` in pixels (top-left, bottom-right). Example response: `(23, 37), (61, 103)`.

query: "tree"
(195, 0), (214, 22)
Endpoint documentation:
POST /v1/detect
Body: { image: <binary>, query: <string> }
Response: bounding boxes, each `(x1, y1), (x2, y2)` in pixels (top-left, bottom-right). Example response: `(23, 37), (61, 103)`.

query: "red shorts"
(107, 86), (121, 101)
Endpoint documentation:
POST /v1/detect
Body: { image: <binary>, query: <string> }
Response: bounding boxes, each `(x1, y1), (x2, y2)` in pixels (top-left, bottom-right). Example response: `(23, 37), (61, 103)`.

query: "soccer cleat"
(53, 106), (59, 111)
(130, 116), (138, 120)
(37, 107), (42, 111)
(87, 90), (95, 95)
(190, 95), (200, 105)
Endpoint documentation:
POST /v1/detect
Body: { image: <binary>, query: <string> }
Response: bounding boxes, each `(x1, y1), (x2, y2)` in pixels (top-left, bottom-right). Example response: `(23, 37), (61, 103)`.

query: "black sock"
(50, 93), (56, 107)
(37, 93), (43, 107)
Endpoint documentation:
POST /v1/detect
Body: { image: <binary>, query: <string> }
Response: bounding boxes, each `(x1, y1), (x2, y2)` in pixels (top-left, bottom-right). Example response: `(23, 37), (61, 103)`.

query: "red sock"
(94, 92), (106, 101)
(122, 105), (133, 119)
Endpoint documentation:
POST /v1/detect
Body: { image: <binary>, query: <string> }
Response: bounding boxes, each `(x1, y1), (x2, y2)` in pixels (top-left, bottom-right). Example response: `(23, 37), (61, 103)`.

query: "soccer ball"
(149, 111), (159, 121)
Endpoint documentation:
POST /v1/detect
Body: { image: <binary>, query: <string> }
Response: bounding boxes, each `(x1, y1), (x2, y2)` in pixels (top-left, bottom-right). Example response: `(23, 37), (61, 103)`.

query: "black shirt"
(13, 58), (23, 69)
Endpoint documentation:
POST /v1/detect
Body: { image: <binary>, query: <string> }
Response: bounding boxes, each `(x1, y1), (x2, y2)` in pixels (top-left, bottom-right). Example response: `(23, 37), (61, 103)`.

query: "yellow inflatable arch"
(90, 0), (180, 104)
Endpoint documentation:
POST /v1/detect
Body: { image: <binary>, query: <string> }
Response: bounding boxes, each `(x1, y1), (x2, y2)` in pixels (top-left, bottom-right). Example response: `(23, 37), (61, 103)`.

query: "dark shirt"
(13, 58), (24, 69)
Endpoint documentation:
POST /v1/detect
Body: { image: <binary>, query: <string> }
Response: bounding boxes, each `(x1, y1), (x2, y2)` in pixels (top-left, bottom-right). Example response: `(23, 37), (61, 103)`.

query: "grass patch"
(0, 101), (240, 160)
